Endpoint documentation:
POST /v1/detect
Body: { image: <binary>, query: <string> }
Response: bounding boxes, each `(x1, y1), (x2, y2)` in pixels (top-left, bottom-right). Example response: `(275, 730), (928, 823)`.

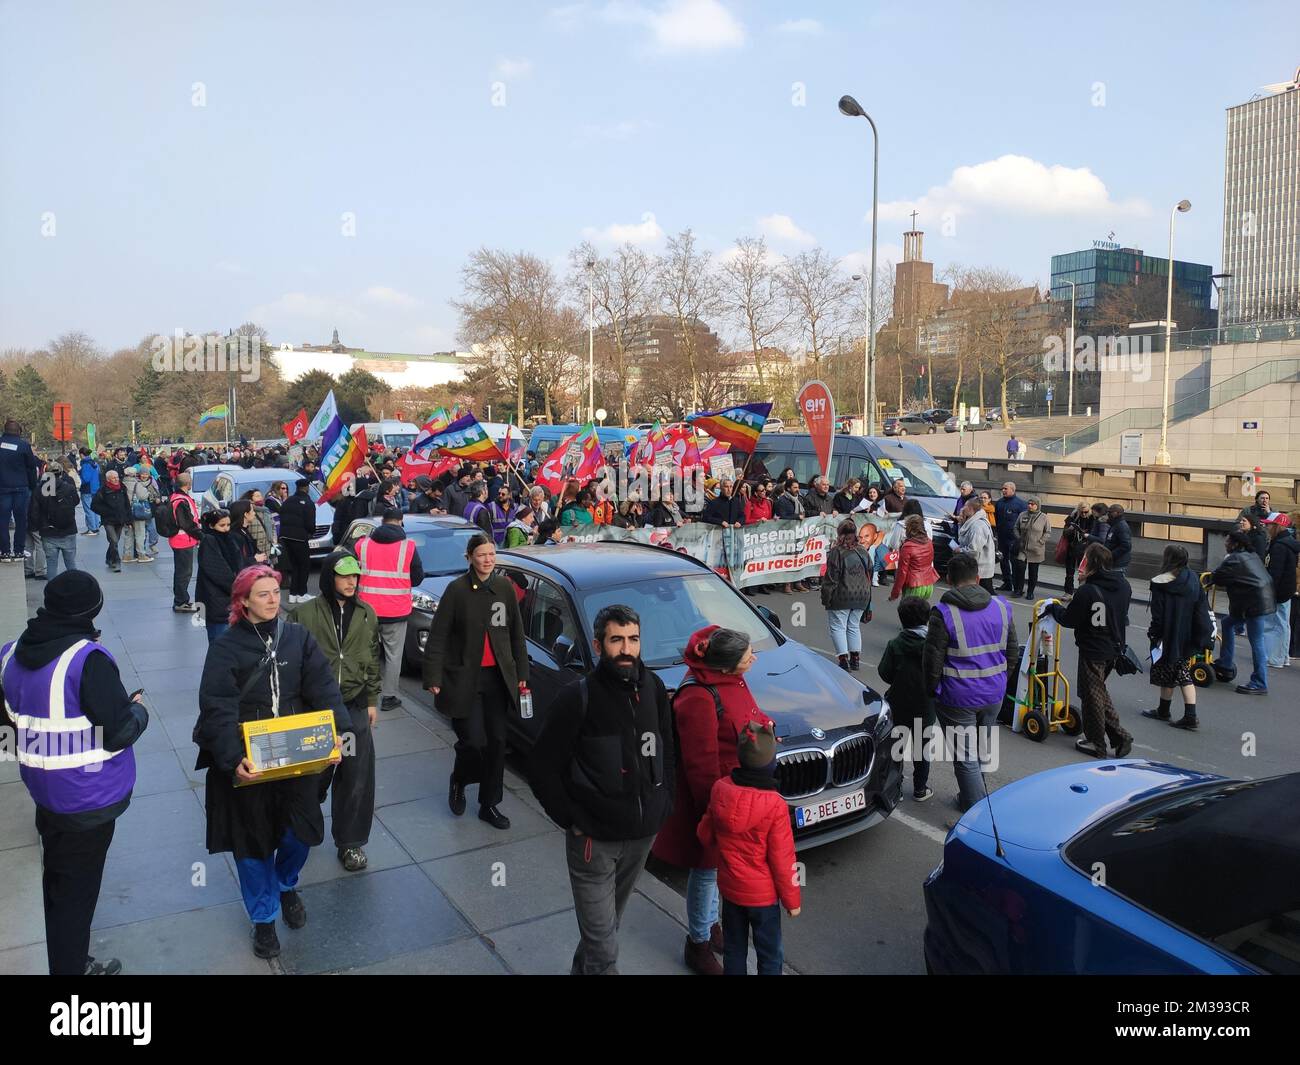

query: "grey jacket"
(957, 510), (997, 579)
(1014, 509), (1052, 563)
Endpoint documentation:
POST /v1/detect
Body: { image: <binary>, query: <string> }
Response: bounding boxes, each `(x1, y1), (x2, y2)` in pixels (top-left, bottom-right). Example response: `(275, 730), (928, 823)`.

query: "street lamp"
(852, 273), (868, 431)
(1211, 272), (1232, 343)
(586, 259), (596, 424)
(1064, 279), (1076, 417)
(1154, 199), (1192, 467)
(839, 94), (879, 435)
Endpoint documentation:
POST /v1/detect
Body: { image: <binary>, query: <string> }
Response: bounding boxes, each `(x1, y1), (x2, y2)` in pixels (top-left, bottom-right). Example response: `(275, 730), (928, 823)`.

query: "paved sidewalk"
(0, 536), (705, 976)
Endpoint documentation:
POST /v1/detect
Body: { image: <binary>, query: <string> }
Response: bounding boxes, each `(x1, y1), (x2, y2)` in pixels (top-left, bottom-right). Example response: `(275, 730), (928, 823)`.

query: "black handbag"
(1114, 643), (1144, 677)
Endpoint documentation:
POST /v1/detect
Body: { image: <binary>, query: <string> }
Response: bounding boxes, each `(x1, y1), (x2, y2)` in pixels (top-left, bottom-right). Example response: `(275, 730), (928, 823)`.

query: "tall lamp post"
(839, 94), (879, 435)
(1064, 279), (1077, 417)
(586, 259), (596, 424)
(1154, 199), (1192, 466)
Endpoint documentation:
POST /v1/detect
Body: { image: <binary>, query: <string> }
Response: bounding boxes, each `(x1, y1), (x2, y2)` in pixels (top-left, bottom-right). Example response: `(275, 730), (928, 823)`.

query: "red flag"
(283, 408), (309, 444)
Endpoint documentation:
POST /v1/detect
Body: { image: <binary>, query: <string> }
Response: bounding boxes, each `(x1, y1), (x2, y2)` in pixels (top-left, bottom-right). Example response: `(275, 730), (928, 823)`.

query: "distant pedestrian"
(1047, 543), (1133, 758)
(355, 508), (425, 712)
(196, 509), (252, 643)
(0, 418), (38, 564)
(1142, 545), (1214, 731)
(1101, 504), (1133, 575)
(168, 472), (202, 613)
(697, 721), (800, 976)
(1263, 513), (1298, 669)
(277, 479), (316, 602)
(890, 515), (938, 602)
(879, 596), (936, 802)
(77, 448), (101, 535)
(119, 467), (157, 563)
(823, 518), (873, 671)
(1006, 435), (1019, 459)
(955, 501), (996, 593)
(1062, 501), (1092, 594)
(1208, 530), (1276, 695)
(90, 470), (131, 573)
(34, 462), (80, 580)
(1012, 497), (1050, 600)
(993, 482), (1027, 591)
(882, 478), (908, 513)
(1235, 512), (1268, 560)
(530, 605), (674, 975)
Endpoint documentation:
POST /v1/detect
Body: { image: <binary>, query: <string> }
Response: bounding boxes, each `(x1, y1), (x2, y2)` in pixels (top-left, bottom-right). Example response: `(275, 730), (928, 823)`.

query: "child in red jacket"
(697, 721), (801, 975)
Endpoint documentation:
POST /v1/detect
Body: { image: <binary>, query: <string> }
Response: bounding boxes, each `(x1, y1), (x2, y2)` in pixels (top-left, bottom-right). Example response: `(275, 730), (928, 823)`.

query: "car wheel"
(1023, 709), (1048, 742)
(899, 428), (908, 436)
(1061, 704), (1083, 737)
(1190, 662), (1214, 688)
(928, 426), (936, 434)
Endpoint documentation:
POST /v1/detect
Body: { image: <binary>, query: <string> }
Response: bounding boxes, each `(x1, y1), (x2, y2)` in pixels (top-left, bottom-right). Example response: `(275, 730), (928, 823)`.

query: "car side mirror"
(554, 636), (583, 670)
(757, 605), (781, 631)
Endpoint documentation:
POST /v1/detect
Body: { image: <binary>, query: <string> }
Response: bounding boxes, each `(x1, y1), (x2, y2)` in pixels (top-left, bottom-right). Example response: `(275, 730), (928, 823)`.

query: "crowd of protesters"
(4, 413), (1299, 979)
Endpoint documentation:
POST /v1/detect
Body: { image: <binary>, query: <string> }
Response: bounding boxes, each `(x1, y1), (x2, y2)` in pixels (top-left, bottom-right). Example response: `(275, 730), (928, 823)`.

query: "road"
(398, 575), (1298, 976)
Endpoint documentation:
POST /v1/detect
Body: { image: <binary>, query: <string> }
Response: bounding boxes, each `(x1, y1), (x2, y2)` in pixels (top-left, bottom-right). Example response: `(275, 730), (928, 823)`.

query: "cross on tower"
(910, 209), (919, 231)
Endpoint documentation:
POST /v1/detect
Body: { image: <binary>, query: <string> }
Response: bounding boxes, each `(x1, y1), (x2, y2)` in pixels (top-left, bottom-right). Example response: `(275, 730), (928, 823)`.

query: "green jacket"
(290, 595), (382, 707)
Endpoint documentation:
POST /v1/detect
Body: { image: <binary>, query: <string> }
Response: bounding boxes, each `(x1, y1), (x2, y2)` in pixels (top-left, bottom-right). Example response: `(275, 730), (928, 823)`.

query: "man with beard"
(530, 605), (676, 975)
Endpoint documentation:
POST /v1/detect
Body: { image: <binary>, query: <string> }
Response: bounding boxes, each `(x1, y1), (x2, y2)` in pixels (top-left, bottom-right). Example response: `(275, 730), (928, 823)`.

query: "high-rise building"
(1221, 66), (1300, 325)
(1049, 245), (1214, 320)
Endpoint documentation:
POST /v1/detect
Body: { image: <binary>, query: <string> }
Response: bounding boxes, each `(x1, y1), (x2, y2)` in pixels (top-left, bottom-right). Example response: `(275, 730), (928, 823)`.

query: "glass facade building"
(1050, 247), (1214, 311)
(1221, 74), (1300, 324)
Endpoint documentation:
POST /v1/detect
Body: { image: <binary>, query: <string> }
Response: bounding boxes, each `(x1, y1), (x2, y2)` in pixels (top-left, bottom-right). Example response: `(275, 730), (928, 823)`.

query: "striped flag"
(198, 403), (229, 426)
(319, 417), (367, 501)
(411, 412), (506, 463)
(686, 402), (771, 451)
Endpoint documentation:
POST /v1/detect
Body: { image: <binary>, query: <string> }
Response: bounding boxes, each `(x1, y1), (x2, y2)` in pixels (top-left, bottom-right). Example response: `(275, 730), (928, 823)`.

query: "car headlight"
(872, 698), (893, 736)
(411, 592), (439, 613)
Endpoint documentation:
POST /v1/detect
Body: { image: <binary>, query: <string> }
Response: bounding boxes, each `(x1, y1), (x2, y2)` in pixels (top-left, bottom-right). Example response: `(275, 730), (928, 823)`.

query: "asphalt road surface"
(401, 579), (1298, 975)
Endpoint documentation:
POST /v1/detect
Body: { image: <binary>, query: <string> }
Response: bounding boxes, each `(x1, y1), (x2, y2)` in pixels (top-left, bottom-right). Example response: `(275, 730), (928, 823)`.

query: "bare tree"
(781, 248), (853, 379)
(657, 229), (719, 413)
(717, 236), (789, 397)
(953, 268), (1042, 427)
(453, 249), (538, 425)
(571, 241), (655, 427)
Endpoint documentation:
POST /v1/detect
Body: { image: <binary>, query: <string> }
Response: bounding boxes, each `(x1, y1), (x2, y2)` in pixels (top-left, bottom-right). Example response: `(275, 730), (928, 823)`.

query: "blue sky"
(1, 0), (1295, 354)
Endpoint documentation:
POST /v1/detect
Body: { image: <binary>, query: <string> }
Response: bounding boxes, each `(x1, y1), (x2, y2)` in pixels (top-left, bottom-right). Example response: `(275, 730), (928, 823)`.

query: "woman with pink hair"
(195, 564), (352, 960)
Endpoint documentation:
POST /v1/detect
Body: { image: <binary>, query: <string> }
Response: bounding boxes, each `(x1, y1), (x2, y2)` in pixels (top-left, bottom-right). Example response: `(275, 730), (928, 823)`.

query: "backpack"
(131, 497), (153, 520)
(153, 495), (184, 539)
(672, 680), (725, 720)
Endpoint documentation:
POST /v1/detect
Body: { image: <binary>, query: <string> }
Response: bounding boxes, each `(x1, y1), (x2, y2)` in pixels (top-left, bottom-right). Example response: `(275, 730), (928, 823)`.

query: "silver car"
(202, 467), (336, 558)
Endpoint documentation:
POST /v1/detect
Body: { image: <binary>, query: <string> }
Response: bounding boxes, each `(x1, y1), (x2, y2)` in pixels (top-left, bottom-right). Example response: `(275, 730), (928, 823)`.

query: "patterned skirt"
(1149, 654), (1193, 688)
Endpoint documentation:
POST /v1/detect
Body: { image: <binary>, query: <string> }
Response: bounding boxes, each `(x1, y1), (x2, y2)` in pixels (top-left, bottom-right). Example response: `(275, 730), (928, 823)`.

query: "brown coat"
(1015, 509), (1052, 563)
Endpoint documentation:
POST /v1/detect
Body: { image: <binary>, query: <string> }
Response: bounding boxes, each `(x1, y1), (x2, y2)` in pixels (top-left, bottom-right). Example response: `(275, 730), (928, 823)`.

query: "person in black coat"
(422, 533), (528, 830)
(529, 603), (675, 975)
(196, 510), (252, 643)
(1208, 531), (1276, 695)
(1047, 543), (1133, 759)
(701, 479), (745, 527)
(1062, 502), (1093, 594)
(1262, 515), (1298, 671)
(90, 470), (132, 572)
(277, 479), (317, 599)
(195, 564), (350, 960)
(1235, 513), (1268, 560)
(1101, 504), (1133, 572)
(878, 596), (935, 801)
(1142, 545), (1214, 730)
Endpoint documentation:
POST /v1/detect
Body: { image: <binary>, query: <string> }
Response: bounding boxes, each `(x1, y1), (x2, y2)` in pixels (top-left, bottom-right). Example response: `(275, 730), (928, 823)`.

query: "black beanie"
(44, 571), (104, 620)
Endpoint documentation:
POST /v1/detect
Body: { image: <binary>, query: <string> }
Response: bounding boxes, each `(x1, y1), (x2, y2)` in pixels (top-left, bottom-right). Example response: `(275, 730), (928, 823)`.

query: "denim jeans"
(234, 828), (310, 923)
(1266, 599), (1291, 667)
(81, 492), (100, 532)
(827, 608), (863, 654)
(1218, 612), (1270, 691)
(721, 899), (783, 975)
(935, 701), (1001, 811)
(0, 488), (31, 555)
(24, 531), (44, 576)
(43, 534), (77, 579)
(686, 866), (719, 943)
(206, 622), (229, 644)
(103, 524), (122, 567)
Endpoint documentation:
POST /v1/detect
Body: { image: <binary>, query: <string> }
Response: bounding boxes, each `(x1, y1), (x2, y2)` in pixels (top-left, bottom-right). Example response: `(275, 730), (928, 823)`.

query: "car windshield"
(384, 433), (416, 451)
(235, 477), (321, 504)
(1065, 775), (1300, 975)
(190, 468), (227, 494)
(872, 453), (957, 498)
(408, 528), (480, 574)
(581, 574), (779, 668)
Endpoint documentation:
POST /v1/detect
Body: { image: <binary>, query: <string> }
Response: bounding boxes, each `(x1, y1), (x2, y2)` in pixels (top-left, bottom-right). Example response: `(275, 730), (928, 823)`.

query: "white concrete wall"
(270, 349), (471, 390)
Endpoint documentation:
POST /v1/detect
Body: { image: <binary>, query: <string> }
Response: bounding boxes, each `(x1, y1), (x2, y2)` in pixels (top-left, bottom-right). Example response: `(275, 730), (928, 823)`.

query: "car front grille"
(314, 524), (331, 539)
(831, 734), (874, 786)
(776, 749), (828, 800)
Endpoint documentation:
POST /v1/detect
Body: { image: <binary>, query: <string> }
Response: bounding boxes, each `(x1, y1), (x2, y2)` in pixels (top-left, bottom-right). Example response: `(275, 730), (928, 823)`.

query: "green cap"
(333, 555), (362, 576)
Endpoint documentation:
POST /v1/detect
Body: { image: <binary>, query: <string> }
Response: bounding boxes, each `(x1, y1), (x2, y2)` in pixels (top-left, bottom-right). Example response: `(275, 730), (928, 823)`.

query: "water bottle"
(520, 686), (534, 720)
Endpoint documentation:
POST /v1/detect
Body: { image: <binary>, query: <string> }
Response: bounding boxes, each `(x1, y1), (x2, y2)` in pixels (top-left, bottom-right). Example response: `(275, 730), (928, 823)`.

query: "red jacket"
(697, 775), (800, 910)
(890, 535), (939, 599)
(650, 625), (775, 870)
(744, 498), (772, 524)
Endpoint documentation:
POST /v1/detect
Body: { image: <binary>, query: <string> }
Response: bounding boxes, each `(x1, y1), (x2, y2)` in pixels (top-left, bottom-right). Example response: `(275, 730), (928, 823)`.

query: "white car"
(184, 464), (240, 510)
(203, 467), (337, 558)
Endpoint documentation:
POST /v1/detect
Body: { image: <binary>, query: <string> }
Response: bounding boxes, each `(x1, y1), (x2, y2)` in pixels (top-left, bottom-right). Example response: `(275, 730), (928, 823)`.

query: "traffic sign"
(1045, 388), (1054, 402)
(52, 403), (73, 442)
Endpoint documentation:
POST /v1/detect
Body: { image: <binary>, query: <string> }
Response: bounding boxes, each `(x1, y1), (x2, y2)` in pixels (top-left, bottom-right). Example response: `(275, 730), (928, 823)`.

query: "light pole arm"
(864, 112), (879, 437)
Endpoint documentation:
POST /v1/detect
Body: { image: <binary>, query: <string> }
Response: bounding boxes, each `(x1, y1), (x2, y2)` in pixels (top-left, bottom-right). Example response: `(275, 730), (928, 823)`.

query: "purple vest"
(463, 500), (487, 528)
(488, 502), (514, 545)
(935, 598), (1011, 708)
(1, 639), (136, 814)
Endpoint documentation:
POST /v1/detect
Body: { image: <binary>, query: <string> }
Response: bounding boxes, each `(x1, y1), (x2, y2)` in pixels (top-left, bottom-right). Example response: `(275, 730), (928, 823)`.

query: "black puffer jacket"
(1265, 529), (1299, 601)
(196, 529), (252, 622)
(821, 543), (873, 611)
(1148, 567), (1213, 661)
(1210, 549), (1276, 618)
(278, 488), (317, 542)
(37, 473), (81, 538)
(529, 656), (675, 841)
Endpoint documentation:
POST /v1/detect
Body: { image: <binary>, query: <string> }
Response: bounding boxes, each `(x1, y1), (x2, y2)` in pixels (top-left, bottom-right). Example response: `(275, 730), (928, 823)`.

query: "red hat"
(1262, 512), (1292, 528)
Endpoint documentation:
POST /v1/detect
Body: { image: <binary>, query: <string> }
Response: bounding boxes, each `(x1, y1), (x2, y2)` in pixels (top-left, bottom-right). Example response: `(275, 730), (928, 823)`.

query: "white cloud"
(874, 155), (1149, 226)
(494, 57), (533, 79)
(776, 18), (822, 34)
(716, 243), (786, 268)
(838, 245), (906, 279)
(362, 285), (422, 309)
(602, 0), (745, 52)
(758, 213), (816, 247)
(582, 211), (666, 246)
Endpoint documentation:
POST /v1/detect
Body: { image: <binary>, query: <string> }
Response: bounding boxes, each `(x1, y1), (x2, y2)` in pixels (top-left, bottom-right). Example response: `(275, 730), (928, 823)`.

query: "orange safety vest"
(356, 537), (415, 619)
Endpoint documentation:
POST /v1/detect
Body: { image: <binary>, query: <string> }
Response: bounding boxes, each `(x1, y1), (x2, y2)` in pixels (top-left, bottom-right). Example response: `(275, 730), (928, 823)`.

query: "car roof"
(216, 467), (302, 482)
(190, 463), (240, 473)
(349, 513), (475, 533)
(500, 541), (713, 585)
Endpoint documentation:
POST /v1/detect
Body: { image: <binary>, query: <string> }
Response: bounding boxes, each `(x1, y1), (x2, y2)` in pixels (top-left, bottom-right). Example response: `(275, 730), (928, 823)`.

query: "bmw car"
(923, 761), (1300, 974)
(397, 540), (901, 849)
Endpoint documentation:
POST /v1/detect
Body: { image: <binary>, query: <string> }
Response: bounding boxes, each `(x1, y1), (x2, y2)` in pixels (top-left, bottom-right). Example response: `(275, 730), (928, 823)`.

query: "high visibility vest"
(356, 537), (415, 618)
(935, 598), (1011, 708)
(0, 639), (136, 814)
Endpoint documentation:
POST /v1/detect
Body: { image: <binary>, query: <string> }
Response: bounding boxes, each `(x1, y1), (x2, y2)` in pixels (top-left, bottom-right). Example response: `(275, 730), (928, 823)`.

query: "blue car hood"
(960, 760), (1223, 852)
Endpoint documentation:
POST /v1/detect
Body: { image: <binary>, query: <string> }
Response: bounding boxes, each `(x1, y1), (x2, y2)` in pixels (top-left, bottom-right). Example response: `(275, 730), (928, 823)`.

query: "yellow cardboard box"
(237, 710), (339, 786)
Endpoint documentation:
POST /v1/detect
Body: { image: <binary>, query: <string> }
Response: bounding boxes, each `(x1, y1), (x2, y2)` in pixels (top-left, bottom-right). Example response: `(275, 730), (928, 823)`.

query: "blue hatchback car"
(923, 760), (1299, 974)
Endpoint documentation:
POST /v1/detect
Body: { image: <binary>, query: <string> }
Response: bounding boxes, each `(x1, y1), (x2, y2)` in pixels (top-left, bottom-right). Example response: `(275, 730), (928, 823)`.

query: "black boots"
(1170, 713), (1199, 730)
(479, 805), (510, 830)
(849, 651), (861, 672)
(837, 654), (850, 672)
(449, 779), (466, 816)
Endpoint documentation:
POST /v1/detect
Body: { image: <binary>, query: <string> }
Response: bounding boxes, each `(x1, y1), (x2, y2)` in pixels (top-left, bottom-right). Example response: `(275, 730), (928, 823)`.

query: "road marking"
(889, 809), (949, 846)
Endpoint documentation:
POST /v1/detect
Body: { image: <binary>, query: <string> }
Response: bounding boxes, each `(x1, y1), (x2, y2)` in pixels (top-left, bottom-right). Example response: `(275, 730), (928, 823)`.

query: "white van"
(350, 420), (420, 451)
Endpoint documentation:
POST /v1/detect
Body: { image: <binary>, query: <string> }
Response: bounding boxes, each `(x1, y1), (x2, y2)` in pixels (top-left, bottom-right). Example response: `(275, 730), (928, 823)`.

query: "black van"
(736, 432), (962, 569)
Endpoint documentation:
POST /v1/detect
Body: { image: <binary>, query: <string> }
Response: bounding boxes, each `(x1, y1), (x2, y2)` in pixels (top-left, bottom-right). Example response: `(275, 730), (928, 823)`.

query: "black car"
(921, 408), (952, 424)
(883, 413), (937, 436)
(943, 415), (993, 432)
(401, 540), (902, 849)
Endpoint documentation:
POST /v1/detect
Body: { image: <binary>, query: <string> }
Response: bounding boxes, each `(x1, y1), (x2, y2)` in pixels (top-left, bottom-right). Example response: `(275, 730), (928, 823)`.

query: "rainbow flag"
(411, 408), (452, 453)
(686, 402), (771, 451)
(411, 412), (506, 463)
(198, 403), (229, 426)
(319, 416), (367, 501)
(631, 420), (668, 467)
